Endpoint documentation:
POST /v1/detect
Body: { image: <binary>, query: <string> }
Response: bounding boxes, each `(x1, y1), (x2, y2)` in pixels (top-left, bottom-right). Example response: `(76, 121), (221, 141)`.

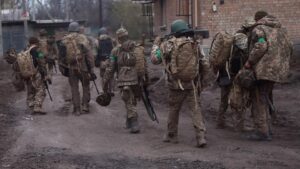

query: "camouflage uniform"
(103, 28), (142, 133)
(62, 31), (95, 115)
(217, 33), (249, 131)
(151, 36), (206, 147)
(97, 34), (114, 94)
(26, 45), (48, 114)
(47, 36), (59, 75)
(247, 15), (292, 139)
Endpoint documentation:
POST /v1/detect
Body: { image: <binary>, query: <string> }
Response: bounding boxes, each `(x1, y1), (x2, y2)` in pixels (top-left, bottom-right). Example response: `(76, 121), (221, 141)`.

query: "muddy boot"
(73, 107), (81, 116)
(125, 118), (132, 129)
(246, 131), (272, 141)
(33, 106), (46, 115)
(163, 133), (178, 144)
(196, 132), (207, 148)
(82, 104), (89, 114)
(130, 117), (140, 134)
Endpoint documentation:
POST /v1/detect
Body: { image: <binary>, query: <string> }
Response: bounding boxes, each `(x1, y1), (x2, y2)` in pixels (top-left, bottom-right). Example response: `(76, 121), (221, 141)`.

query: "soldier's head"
(68, 22), (80, 32)
(29, 37), (39, 46)
(254, 10), (268, 21)
(116, 27), (128, 43)
(170, 19), (194, 38)
(39, 29), (48, 37)
(99, 27), (108, 36)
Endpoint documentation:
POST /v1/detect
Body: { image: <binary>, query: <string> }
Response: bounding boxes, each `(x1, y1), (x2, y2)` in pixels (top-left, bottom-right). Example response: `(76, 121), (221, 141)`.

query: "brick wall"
(152, 0), (300, 44)
(198, 0), (300, 44)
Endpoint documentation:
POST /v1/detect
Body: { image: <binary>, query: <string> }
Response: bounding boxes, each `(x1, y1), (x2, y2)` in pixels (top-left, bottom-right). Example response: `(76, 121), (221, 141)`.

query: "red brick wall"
(153, 0), (189, 36)
(198, 0), (300, 43)
(153, 0), (300, 44)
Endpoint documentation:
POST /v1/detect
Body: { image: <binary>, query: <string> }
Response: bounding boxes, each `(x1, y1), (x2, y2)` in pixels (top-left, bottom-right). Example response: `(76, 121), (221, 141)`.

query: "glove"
(90, 73), (97, 81)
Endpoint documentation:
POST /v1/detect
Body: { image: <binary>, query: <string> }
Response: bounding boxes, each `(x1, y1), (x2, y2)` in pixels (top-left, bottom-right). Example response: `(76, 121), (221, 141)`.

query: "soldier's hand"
(90, 73), (97, 81)
(45, 75), (52, 84)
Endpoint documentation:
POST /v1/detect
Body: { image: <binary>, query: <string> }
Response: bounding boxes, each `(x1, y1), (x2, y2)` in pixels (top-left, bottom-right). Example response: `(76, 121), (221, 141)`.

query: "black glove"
(90, 73), (97, 81)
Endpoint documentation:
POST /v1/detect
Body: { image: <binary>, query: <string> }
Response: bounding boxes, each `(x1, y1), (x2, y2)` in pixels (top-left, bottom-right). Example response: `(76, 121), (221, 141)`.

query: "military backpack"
(62, 34), (83, 65)
(209, 31), (234, 69)
(133, 44), (146, 78)
(169, 37), (198, 82)
(16, 45), (38, 79)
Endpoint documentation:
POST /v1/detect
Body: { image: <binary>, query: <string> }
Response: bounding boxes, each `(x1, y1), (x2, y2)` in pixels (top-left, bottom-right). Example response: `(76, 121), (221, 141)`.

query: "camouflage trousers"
(100, 60), (115, 93)
(217, 85), (244, 129)
(167, 89), (206, 138)
(25, 73), (46, 109)
(68, 70), (90, 110)
(250, 80), (274, 135)
(120, 86), (138, 119)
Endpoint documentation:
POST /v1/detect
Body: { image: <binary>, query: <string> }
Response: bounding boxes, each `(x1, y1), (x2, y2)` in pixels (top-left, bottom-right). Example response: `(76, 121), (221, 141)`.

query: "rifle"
(83, 46), (100, 95)
(140, 80), (159, 123)
(44, 80), (53, 101)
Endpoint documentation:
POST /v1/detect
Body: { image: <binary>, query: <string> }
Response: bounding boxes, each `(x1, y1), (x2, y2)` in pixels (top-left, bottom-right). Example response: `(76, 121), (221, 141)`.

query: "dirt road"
(0, 63), (300, 169)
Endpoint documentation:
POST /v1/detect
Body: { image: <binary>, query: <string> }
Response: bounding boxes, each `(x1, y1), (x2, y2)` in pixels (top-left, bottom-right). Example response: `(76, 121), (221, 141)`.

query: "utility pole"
(22, 0), (29, 44)
(66, 0), (70, 21)
(0, 0), (3, 56)
(32, 0), (36, 21)
(99, 0), (102, 27)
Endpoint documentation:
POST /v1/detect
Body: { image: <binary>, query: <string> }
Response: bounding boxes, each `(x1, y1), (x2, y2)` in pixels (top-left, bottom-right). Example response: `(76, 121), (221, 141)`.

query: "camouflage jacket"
(248, 15), (292, 83)
(61, 33), (94, 72)
(151, 36), (198, 90)
(103, 40), (139, 87)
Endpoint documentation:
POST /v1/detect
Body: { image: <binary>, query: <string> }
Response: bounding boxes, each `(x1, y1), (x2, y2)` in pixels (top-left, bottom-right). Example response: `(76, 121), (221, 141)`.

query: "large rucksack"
(169, 37), (198, 82)
(133, 44), (146, 78)
(209, 31), (234, 69)
(62, 34), (82, 65)
(16, 45), (38, 79)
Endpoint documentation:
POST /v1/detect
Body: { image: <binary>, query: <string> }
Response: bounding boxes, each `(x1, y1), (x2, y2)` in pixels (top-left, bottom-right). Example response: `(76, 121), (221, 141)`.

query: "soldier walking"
(60, 22), (96, 115)
(245, 11), (292, 141)
(151, 20), (207, 148)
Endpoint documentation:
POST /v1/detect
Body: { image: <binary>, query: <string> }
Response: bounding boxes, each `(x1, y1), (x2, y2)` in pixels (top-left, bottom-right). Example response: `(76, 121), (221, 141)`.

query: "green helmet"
(39, 29), (48, 36)
(116, 27), (128, 38)
(171, 19), (189, 34)
(68, 22), (80, 32)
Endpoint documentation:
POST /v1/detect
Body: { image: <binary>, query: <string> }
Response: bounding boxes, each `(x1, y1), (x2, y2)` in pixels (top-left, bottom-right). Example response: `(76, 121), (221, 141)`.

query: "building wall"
(152, 0), (300, 44)
(198, 0), (300, 43)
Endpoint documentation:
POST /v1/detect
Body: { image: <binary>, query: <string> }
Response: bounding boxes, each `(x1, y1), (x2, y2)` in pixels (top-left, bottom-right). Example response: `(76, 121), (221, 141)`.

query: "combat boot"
(73, 107), (81, 116)
(33, 106), (46, 115)
(130, 117), (140, 134)
(196, 132), (207, 148)
(125, 118), (132, 129)
(216, 115), (226, 129)
(163, 133), (179, 144)
(82, 104), (90, 114)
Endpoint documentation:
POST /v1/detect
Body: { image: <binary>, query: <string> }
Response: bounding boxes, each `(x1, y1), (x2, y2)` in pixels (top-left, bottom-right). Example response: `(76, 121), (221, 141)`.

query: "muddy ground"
(0, 59), (300, 169)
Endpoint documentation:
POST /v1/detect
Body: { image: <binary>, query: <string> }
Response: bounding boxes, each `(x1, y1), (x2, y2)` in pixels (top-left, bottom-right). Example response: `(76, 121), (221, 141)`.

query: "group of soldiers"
(4, 10), (292, 148)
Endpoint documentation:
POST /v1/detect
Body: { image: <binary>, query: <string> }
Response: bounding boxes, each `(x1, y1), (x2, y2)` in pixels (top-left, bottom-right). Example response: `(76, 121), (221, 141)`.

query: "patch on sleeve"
(258, 37), (266, 43)
(110, 55), (117, 62)
(37, 52), (44, 58)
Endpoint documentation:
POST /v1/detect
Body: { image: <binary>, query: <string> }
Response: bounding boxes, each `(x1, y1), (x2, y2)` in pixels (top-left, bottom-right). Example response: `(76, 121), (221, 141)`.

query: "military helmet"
(116, 27), (128, 38)
(96, 93), (111, 106)
(170, 19), (189, 34)
(234, 33), (248, 50)
(68, 22), (80, 32)
(39, 29), (48, 36)
(99, 27), (108, 35)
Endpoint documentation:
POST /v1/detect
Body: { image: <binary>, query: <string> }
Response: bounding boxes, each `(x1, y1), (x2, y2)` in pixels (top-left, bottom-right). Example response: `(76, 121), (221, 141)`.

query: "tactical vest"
(116, 40), (138, 87)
